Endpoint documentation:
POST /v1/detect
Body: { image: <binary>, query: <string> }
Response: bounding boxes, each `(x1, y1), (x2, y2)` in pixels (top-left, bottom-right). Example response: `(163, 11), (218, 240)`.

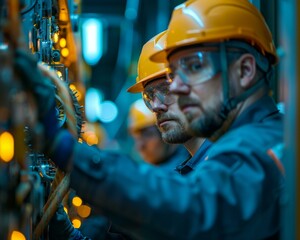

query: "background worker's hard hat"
(127, 31), (168, 93)
(128, 99), (156, 132)
(151, 0), (278, 65)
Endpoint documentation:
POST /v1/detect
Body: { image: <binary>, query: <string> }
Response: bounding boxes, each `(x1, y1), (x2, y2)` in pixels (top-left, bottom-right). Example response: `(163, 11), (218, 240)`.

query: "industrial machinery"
(0, 0), (82, 239)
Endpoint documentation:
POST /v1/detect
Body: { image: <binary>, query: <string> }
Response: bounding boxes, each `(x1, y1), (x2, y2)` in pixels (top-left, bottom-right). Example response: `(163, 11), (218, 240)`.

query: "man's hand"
(49, 204), (89, 240)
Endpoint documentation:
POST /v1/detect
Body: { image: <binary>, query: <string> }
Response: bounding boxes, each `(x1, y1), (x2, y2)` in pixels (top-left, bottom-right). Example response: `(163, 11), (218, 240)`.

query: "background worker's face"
(131, 125), (174, 165)
(168, 47), (226, 138)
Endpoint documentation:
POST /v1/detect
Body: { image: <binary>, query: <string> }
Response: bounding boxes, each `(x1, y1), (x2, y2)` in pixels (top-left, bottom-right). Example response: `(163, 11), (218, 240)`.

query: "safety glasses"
(167, 47), (245, 85)
(142, 78), (175, 111)
(167, 51), (221, 86)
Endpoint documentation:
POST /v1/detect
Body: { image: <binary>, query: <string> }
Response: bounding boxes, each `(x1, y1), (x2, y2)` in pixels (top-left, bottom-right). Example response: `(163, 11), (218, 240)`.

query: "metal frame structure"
(278, 0), (300, 239)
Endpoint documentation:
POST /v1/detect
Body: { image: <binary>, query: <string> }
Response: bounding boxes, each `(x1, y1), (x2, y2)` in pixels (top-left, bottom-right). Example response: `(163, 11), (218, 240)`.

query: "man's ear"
(238, 54), (256, 88)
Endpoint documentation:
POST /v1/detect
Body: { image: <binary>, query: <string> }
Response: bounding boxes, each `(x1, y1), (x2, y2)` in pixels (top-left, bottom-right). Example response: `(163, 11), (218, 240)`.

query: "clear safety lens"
(142, 79), (175, 111)
(167, 51), (220, 85)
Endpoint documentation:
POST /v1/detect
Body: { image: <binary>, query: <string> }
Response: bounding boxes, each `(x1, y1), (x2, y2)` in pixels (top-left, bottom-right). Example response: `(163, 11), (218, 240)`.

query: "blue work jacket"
(175, 139), (212, 175)
(158, 145), (191, 171)
(69, 95), (284, 240)
(79, 145), (191, 240)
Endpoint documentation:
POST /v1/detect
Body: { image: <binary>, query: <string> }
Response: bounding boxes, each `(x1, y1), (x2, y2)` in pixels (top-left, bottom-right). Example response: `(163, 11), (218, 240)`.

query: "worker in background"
(128, 98), (190, 169)
(14, 0), (283, 239)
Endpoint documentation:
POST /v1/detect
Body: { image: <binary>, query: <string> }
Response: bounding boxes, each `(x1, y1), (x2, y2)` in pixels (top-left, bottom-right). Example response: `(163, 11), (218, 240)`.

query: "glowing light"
(72, 196), (82, 207)
(277, 102), (285, 114)
(85, 88), (103, 122)
(69, 84), (76, 91)
(82, 18), (103, 65)
(53, 33), (59, 43)
(69, 84), (82, 101)
(85, 132), (99, 146)
(77, 205), (91, 218)
(59, 38), (67, 48)
(61, 48), (69, 57)
(0, 131), (14, 162)
(56, 70), (63, 78)
(72, 218), (81, 229)
(0, 43), (8, 50)
(11, 231), (26, 240)
(59, 12), (68, 22)
(99, 101), (118, 123)
(64, 206), (68, 214)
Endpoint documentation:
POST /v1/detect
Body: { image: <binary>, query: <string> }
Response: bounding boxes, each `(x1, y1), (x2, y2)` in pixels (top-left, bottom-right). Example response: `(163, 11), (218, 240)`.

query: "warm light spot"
(72, 196), (82, 207)
(72, 218), (81, 228)
(69, 84), (82, 101)
(53, 32), (59, 43)
(56, 70), (63, 78)
(59, 38), (67, 48)
(0, 131), (14, 162)
(59, 12), (68, 23)
(86, 132), (98, 146)
(77, 205), (91, 218)
(69, 84), (76, 91)
(11, 231), (26, 240)
(64, 206), (68, 214)
(61, 48), (69, 57)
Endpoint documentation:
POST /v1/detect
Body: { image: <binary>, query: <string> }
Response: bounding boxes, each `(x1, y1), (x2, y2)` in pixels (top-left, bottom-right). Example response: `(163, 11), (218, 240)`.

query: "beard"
(186, 108), (224, 138)
(178, 94), (225, 139)
(161, 125), (191, 144)
(156, 113), (192, 144)
(185, 101), (238, 141)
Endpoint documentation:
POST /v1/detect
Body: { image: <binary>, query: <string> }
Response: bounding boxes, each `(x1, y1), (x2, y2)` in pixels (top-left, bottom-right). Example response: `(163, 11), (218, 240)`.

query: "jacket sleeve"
(69, 137), (284, 240)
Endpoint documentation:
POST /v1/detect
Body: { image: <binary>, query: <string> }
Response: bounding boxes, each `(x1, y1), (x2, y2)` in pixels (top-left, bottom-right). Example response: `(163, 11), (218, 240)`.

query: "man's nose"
(151, 97), (168, 113)
(169, 74), (191, 95)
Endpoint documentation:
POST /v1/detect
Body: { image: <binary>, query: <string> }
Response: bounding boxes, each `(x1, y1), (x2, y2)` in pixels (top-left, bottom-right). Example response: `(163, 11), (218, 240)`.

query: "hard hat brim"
(127, 69), (167, 93)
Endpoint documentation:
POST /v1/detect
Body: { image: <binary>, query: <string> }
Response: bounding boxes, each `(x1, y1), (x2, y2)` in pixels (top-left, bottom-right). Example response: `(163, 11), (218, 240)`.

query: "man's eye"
(184, 60), (203, 74)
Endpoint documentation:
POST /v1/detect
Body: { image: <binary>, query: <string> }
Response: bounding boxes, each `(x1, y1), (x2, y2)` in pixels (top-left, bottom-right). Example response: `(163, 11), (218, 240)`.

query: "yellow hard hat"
(151, 0), (278, 65)
(128, 99), (156, 132)
(127, 31), (168, 93)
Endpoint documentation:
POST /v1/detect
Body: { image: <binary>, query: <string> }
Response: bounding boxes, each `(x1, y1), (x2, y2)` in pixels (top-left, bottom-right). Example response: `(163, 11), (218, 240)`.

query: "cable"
(21, 0), (38, 15)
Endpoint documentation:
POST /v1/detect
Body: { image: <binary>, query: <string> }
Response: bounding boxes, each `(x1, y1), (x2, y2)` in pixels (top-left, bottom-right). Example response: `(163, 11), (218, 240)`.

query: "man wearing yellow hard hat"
(147, 0), (283, 239)
(16, 0), (283, 239)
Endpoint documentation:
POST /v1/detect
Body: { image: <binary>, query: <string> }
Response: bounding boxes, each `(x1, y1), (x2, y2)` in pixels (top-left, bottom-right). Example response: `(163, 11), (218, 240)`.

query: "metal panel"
(278, 0), (300, 239)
